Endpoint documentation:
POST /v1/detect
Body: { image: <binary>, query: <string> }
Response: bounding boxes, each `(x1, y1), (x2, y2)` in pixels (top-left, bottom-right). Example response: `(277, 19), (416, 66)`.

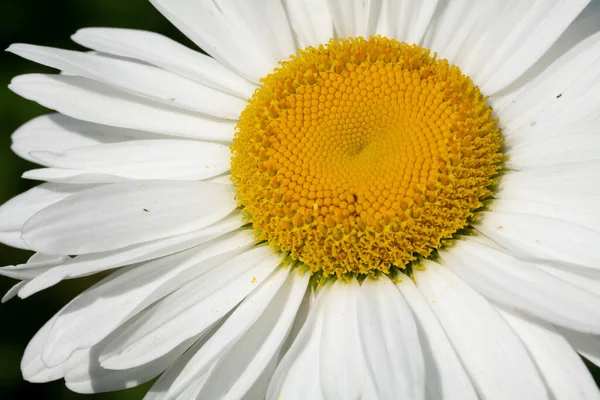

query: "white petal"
(318, 279), (367, 400)
(559, 328), (600, 367)
(150, 0), (295, 82)
(99, 246), (282, 369)
(71, 28), (256, 99)
(395, 273), (477, 400)
(11, 114), (148, 165)
(39, 229), (255, 367)
(8, 44), (246, 119)
(496, 31), (600, 149)
(21, 211), (244, 294)
(476, 211), (600, 272)
(414, 260), (549, 399)
(327, 0), (382, 38)
(2, 280), (26, 303)
(424, 0), (589, 94)
(377, 0), (438, 44)
(161, 266), (292, 398)
(21, 312), (67, 383)
(536, 264), (600, 296)
(440, 238), (600, 333)
(22, 180), (236, 255)
(267, 287), (327, 400)
(0, 253), (69, 280)
(500, 311), (600, 400)
(194, 270), (309, 399)
(0, 182), (96, 249)
(64, 336), (196, 394)
(282, 0), (334, 49)
(9, 74), (235, 141)
(23, 139), (231, 183)
(357, 276), (425, 400)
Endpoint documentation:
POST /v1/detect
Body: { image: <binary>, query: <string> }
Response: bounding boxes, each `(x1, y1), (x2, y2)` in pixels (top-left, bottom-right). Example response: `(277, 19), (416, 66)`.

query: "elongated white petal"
(414, 260), (548, 399)
(144, 329), (219, 400)
(99, 246), (282, 369)
(0, 183), (96, 249)
(500, 311), (600, 400)
(0, 253), (69, 281)
(9, 74), (235, 141)
(39, 229), (254, 367)
(72, 28), (256, 99)
(424, 0), (589, 94)
(318, 279), (367, 400)
(162, 267), (291, 398)
(377, 0), (438, 44)
(8, 44), (246, 119)
(282, 0), (334, 49)
(476, 211), (600, 272)
(190, 270), (309, 399)
(559, 328), (600, 367)
(395, 273), (477, 400)
(327, 0), (381, 38)
(267, 288), (328, 400)
(11, 114), (149, 164)
(22, 180), (236, 255)
(536, 264), (600, 296)
(21, 312), (68, 383)
(150, 0), (295, 82)
(2, 281), (26, 303)
(21, 211), (244, 294)
(440, 238), (600, 333)
(23, 139), (231, 183)
(357, 276), (425, 400)
(496, 31), (600, 147)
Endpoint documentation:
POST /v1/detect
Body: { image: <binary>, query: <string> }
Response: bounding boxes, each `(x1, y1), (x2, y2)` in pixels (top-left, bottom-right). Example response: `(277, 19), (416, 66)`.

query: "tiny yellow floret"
(231, 36), (502, 278)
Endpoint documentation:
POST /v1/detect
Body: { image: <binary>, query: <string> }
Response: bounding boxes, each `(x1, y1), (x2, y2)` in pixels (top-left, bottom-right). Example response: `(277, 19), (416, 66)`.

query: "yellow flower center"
(231, 36), (502, 278)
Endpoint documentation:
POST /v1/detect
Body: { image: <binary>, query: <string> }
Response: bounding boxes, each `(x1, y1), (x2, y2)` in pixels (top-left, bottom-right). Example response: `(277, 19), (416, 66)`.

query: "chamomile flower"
(2, 1), (600, 399)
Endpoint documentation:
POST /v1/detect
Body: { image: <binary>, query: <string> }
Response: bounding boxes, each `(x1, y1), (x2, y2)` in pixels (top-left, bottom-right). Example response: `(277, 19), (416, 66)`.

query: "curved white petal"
(20, 211), (244, 294)
(2, 280), (26, 303)
(476, 211), (600, 272)
(267, 287), (328, 400)
(0, 253), (69, 281)
(194, 270), (309, 399)
(8, 44), (246, 120)
(395, 273), (477, 400)
(11, 114), (150, 165)
(440, 238), (600, 333)
(377, 0), (438, 45)
(151, 0), (295, 82)
(22, 180), (236, 255)
(496, 31), (600, 148)
(424, 0), (589, 94)
(414, 260), (548, 399)
(318, 279), (366, 400)
(357, 276), (425, 400)
(161, 266), (292, 398)
(9, 74), (235, 141)
(71, 28), (256, 99)
(535, 264), (600, 296)
(559, 328), (600, 367)
(23, 139), (231, 183)
(38, 229), (254, 367)
(99, 246), (282, 370)
(500, 311), (600, 400)
(0, 182), (96, 249)
(327, 0), (382, 39)
(282, 0), (334, 49)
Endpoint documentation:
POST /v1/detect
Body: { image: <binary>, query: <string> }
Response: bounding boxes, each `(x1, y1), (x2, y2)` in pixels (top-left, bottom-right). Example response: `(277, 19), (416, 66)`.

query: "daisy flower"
(2, 0), (600, 399)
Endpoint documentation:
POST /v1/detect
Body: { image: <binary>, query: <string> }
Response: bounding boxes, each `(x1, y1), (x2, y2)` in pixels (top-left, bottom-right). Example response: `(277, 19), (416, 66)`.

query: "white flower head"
(2, 1), (600, 399)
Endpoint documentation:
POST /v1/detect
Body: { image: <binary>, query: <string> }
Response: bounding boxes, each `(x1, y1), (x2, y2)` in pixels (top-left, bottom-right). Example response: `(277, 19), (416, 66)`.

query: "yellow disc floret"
(231, 36), (502, 278)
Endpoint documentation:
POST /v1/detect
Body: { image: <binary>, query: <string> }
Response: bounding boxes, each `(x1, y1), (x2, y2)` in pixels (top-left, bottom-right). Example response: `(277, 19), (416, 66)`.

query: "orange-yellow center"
(231, 36), (503, 278)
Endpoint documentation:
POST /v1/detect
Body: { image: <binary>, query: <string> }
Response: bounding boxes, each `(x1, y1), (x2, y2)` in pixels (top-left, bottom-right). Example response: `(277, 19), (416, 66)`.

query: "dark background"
(0, 1), (599, 399)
